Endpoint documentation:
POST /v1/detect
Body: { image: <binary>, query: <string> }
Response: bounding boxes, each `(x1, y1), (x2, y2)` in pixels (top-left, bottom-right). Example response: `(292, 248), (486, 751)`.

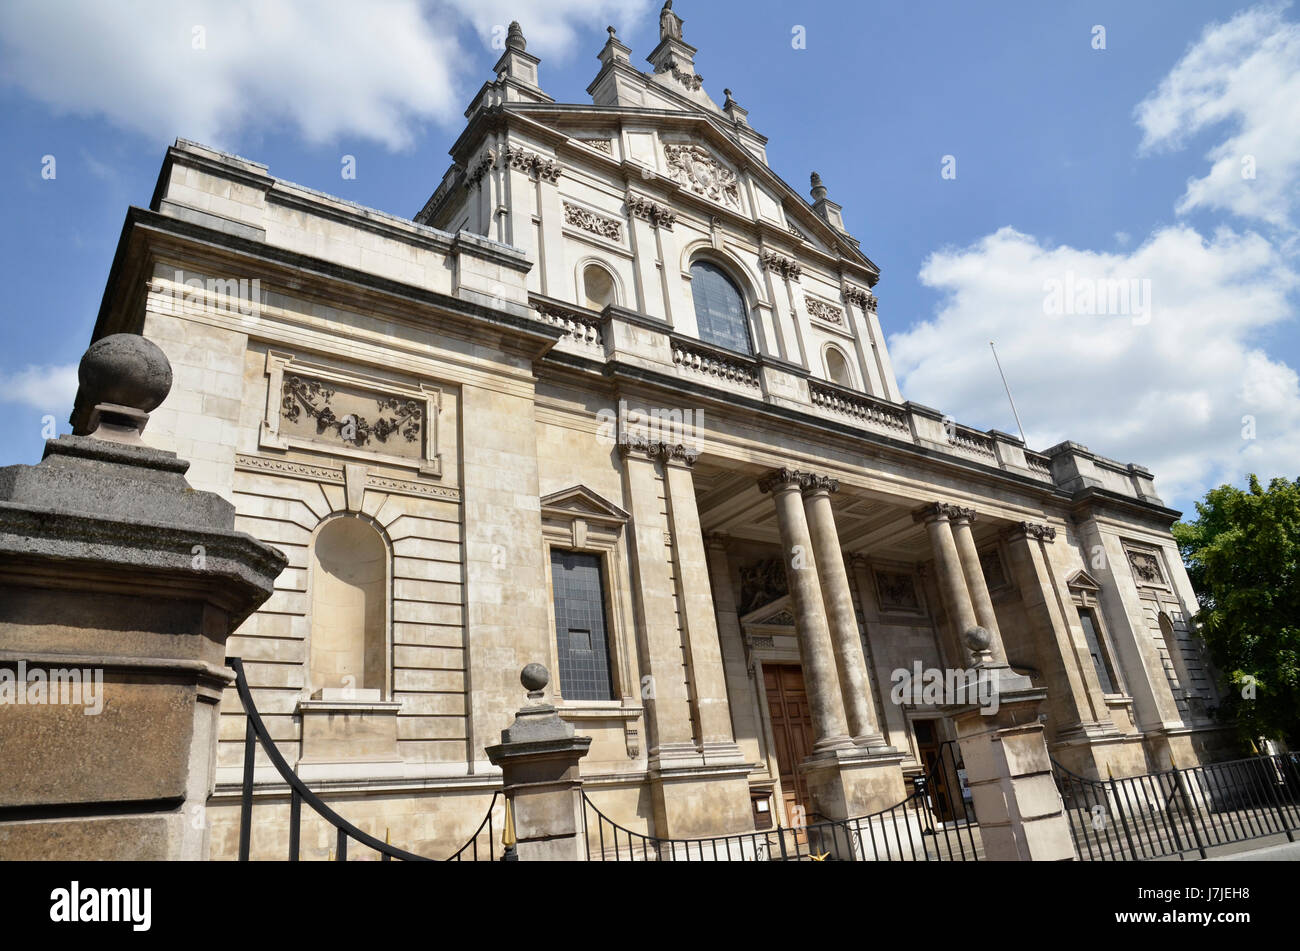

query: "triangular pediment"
(740, 594), (796, 629)
(1066, 569), (1103, 591)
(504, 103), (874, 273)
(540, 484), (629, 524)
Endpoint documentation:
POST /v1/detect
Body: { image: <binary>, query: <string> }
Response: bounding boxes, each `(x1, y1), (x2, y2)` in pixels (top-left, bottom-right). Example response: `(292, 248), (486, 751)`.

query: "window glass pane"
(1077, 608), (1117, 694)
(550, 549), (615, 701)
(690, 261), (752, 355)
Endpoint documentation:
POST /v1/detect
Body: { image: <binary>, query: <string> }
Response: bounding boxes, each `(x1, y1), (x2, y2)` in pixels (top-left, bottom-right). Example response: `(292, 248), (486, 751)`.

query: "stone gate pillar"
(0, 335), (286, 860)
(485, 664), (591, 861)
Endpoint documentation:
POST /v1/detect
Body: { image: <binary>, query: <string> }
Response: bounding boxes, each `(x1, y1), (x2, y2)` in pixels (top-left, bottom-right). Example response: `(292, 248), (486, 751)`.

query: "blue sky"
(2, 0), (1297, 512)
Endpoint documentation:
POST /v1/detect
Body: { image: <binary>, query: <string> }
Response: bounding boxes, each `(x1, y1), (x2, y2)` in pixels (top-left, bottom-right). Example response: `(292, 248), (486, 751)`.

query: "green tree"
(1172, 475), (1300, 750)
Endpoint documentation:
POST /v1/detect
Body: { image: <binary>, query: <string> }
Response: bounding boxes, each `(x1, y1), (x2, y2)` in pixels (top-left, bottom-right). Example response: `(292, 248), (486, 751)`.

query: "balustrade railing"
(809, 379), (910, 435)
(670, 337), (761, 388)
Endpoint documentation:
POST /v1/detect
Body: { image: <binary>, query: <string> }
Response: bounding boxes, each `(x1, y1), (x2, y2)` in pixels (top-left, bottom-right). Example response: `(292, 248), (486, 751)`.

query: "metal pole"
(989, 341), (1028, 445)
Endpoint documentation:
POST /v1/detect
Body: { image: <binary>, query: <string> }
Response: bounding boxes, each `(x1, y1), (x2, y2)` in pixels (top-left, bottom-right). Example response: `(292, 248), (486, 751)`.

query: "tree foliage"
(1172, 475), (1300, 749)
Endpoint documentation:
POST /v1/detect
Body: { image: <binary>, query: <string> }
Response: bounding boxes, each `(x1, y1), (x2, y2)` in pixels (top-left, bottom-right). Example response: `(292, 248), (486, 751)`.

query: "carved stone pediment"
(1066, 568), (1103, 592)
(540, 485), (629, 525)
(740, 594), (796, 629)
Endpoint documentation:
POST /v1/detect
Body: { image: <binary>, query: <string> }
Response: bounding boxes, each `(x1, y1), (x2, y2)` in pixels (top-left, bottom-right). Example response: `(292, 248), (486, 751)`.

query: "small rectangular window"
(1078, 607), (1119, 695)
(550, 549), (615, 701)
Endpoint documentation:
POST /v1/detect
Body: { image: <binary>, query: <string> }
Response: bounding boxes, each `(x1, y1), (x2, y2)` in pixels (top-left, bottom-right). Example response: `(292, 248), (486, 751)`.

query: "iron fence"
(228, 656), (506, 861)
(582, 785), (982, 861)
(1053, 751), (1300, 860)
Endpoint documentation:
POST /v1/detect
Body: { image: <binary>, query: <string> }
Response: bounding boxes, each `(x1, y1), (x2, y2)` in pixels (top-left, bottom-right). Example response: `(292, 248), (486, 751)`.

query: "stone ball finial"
(521, 663), (549, 700)
(963, 625), (993, 654)
(506, 21), (526, 52)
(78, 334), (173, 416)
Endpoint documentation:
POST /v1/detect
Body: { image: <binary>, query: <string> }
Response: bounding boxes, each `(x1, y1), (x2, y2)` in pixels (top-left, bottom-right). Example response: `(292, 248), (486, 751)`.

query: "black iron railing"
(1053, 752), (1300, 861)
(582, 786), (981, 861)
(228, 656), (505, 861)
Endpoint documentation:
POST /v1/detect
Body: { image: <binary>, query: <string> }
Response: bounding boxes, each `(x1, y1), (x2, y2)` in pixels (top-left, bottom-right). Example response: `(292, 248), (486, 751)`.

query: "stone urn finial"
(963, 625), (993, 657)
(521, 663), (549, 702)
(71, 333), (173, 443)
(810, 172), (828, 201)
(506, 21), (526, 52)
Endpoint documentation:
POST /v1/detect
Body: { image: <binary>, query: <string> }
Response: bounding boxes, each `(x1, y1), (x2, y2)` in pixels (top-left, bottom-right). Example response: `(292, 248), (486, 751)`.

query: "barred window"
(1078, 607), (1119, 695)
(690, 260), (753, 355)
(550, 549), (615, 701)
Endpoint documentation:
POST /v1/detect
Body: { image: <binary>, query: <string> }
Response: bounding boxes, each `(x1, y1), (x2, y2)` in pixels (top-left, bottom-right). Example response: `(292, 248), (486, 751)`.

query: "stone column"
(662, 453), (743, 759)
(1004, 522), (1119, 764)
(758, 468), (853, 753)
(704, 533), (765, 767)
(618, 443), (696, 757)
(915, 503), (982, 665)
(948, 509), (1009, 666)
(622, 439), (752, 838)
(801, 476), (889, 751)
(760, 469), (905, 826)
(485, 664), (592, 862)
(0, 335), (286, 860)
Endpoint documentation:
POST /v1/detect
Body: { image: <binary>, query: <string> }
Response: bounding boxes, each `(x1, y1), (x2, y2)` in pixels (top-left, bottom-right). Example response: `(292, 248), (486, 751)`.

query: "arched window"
(582, 263), (616, 311)
(310, 517), (388, 697)
(690, 260), (753, 355)
(825, 346), (853, 387)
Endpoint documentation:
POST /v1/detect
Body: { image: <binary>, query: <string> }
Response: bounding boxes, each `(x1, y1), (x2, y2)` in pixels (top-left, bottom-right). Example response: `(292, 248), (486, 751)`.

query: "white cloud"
(0, 0), (650, 151)
(0, 364), (79, 414)
(892, 4), (1300, 510)
(445, 0), (651, 58)
(892, 225), (1300, 507)
(1135, 2), (1300, 229)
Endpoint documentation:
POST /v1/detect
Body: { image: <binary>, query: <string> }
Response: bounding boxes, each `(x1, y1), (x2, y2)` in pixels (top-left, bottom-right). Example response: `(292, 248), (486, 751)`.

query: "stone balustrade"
(808, 379), (910, 436)
(531, 295), (604, 349)
(670, 336), (761, 389)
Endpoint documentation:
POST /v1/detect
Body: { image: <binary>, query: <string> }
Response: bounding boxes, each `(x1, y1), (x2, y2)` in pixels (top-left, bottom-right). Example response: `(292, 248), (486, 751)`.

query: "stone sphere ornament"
(963, 625), (993, 654)
(78, 333), (173, 413)
(521, 663), (549, 699)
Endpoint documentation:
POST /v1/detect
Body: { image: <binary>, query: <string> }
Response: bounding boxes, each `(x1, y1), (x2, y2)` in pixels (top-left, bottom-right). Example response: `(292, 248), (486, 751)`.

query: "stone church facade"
(79, 6), (1226, 858)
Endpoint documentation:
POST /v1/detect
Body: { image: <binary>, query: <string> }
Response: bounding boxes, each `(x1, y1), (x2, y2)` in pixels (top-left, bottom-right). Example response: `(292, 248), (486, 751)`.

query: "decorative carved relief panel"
(663, 143), (742, 209)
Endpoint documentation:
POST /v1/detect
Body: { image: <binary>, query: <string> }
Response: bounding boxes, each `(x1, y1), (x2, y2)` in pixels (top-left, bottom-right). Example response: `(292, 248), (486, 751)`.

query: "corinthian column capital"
(912, 501), (977, 525)
(757, 467), (805, 494)
(800, 473), (841, 496)
(1007, 521), (1058, 543)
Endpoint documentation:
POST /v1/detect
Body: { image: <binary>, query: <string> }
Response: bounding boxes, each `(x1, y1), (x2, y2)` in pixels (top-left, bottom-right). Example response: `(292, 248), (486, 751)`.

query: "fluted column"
(758, 468), (854, 753)
(801, 476), (888, 750)
(948, 509), (1009, 666)
(915, 503), (983, 665)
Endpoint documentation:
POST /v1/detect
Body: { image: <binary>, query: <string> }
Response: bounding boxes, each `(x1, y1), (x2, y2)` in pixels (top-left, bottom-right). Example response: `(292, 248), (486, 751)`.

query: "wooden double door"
(763, 664), (817, 825)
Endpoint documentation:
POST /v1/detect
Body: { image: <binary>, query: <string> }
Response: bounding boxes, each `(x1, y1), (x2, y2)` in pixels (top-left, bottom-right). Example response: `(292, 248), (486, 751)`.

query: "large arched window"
(690, 260), (753, 355)
(310, 517), (388, 697)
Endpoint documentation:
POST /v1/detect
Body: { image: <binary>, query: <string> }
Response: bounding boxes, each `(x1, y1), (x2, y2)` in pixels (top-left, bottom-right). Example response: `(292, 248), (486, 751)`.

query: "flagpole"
(989, 341), (1028, 445)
